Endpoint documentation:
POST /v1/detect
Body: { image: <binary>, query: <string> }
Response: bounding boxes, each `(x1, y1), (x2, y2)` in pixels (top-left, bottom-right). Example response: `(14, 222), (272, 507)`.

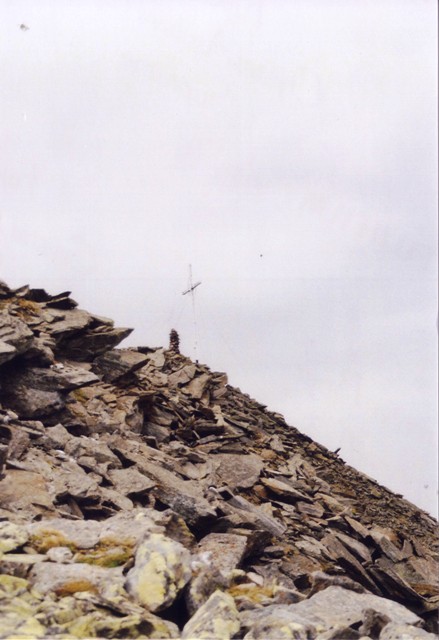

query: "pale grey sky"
(1, 0), (437, 515)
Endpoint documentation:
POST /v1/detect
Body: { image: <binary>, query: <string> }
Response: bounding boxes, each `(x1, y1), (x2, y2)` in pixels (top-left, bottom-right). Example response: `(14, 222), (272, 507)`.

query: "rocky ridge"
(0, 280), (437, 639)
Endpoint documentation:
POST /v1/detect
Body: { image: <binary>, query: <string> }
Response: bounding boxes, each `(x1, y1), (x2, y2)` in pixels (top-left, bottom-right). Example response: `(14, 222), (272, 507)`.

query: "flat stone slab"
(197, 532), (248, 574)
(211, 453), (264, 489)
(93, 350), (150, 382)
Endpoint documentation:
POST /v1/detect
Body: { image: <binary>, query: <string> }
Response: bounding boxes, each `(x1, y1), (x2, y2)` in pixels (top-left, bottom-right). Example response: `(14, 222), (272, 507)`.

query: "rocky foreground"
(0, 280), (438, 639)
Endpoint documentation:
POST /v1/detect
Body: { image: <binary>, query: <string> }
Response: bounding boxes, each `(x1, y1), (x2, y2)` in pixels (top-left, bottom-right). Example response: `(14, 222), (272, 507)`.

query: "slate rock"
(182, 590), (240, 640)
(261, 477), (311, 502)
(168, 363), (197, 387)
(108, 466), (156, 496)
(0, 311), (35, 357)
(93, 349), (150, 382)
(64, 384), (145, 435)
(132, 458), (217, 527)
(8, 364), (99, 392)
(41, 308), (92, 336)
(211, 453), (264, 489)
(2, 385), (64, 419)
(184, 372), (211, 399)
(217, 490), (287, 537)
(56, 326), (132, 360)
(124, 533), (192, 612)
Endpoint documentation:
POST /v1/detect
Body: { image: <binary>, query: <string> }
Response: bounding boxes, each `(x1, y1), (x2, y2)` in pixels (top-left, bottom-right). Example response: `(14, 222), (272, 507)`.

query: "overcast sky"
(1, 0), (437, 516)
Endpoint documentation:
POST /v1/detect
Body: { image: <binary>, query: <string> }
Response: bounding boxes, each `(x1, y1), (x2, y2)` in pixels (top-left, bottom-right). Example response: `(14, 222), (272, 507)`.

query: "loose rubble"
(0, 280), (437, 639)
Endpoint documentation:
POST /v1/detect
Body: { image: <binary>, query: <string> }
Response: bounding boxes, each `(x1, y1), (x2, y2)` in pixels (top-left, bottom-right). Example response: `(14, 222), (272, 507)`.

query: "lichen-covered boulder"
(124, 533), (191, 612)
(182, 590), (240, 640)
(0, 521), (29, 553)
(0, 575), (47, 639)
(63, 608), (179, 639)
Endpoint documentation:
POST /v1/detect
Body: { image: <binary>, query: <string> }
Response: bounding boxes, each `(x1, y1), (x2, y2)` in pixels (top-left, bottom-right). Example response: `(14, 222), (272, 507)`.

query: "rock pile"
(0, 280), (437, 639)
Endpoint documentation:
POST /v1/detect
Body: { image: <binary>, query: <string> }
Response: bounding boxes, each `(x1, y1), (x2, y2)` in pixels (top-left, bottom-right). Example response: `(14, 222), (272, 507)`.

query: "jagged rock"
(63, 383), (147, 435)
(0, 311), (34, 357)
(93, 349), (150, 382)
(40, 422), (72, 449)
(124, 533), (191, 611)
(2, 385), (64, 419)
(0, 281), (12, 297)
(64, 435), (121, 468)
(6, 364), (99, 392)
(41, 308), (92, 336)
(321, 532), (380, 593)
(110, 439), (217, 526)
(182, 590), (240, 640)
(184, 372), (211, 399)
(0, 552), (49, 580)
(0, 339), (16, 365)
(57, 325), (132, 360)
(168, 363), (197, 387)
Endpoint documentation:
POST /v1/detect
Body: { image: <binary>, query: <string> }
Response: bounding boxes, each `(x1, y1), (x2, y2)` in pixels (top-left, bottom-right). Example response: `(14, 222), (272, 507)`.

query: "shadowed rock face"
(0, 281), (438, 639)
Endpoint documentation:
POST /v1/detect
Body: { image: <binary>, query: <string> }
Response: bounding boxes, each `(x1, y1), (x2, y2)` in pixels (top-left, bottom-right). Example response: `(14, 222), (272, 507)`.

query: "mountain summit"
(0, 281), (437, 638)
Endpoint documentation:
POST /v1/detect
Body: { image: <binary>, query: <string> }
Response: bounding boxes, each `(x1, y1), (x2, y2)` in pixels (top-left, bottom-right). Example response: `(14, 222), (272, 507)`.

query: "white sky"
(1, 0), (437, 516)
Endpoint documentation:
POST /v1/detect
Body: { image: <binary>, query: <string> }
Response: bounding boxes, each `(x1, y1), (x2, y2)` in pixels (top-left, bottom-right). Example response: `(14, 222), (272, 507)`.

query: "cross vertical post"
(182, 265), (202, 361)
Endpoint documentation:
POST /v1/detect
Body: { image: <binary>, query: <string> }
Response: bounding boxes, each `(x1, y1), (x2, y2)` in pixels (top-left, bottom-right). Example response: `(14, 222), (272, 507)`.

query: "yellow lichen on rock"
(0, 521), (29, 553)
(181, 590), (240, 640)
(124, 533), (191, 612)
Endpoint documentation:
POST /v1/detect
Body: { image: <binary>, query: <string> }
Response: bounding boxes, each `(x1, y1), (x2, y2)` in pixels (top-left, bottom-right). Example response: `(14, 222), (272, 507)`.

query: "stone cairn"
(169, 328), (180, 354)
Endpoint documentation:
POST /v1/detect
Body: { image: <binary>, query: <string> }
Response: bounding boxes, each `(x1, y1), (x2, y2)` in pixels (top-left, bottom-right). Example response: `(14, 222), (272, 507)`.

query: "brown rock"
(211, 453), (264, 490)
